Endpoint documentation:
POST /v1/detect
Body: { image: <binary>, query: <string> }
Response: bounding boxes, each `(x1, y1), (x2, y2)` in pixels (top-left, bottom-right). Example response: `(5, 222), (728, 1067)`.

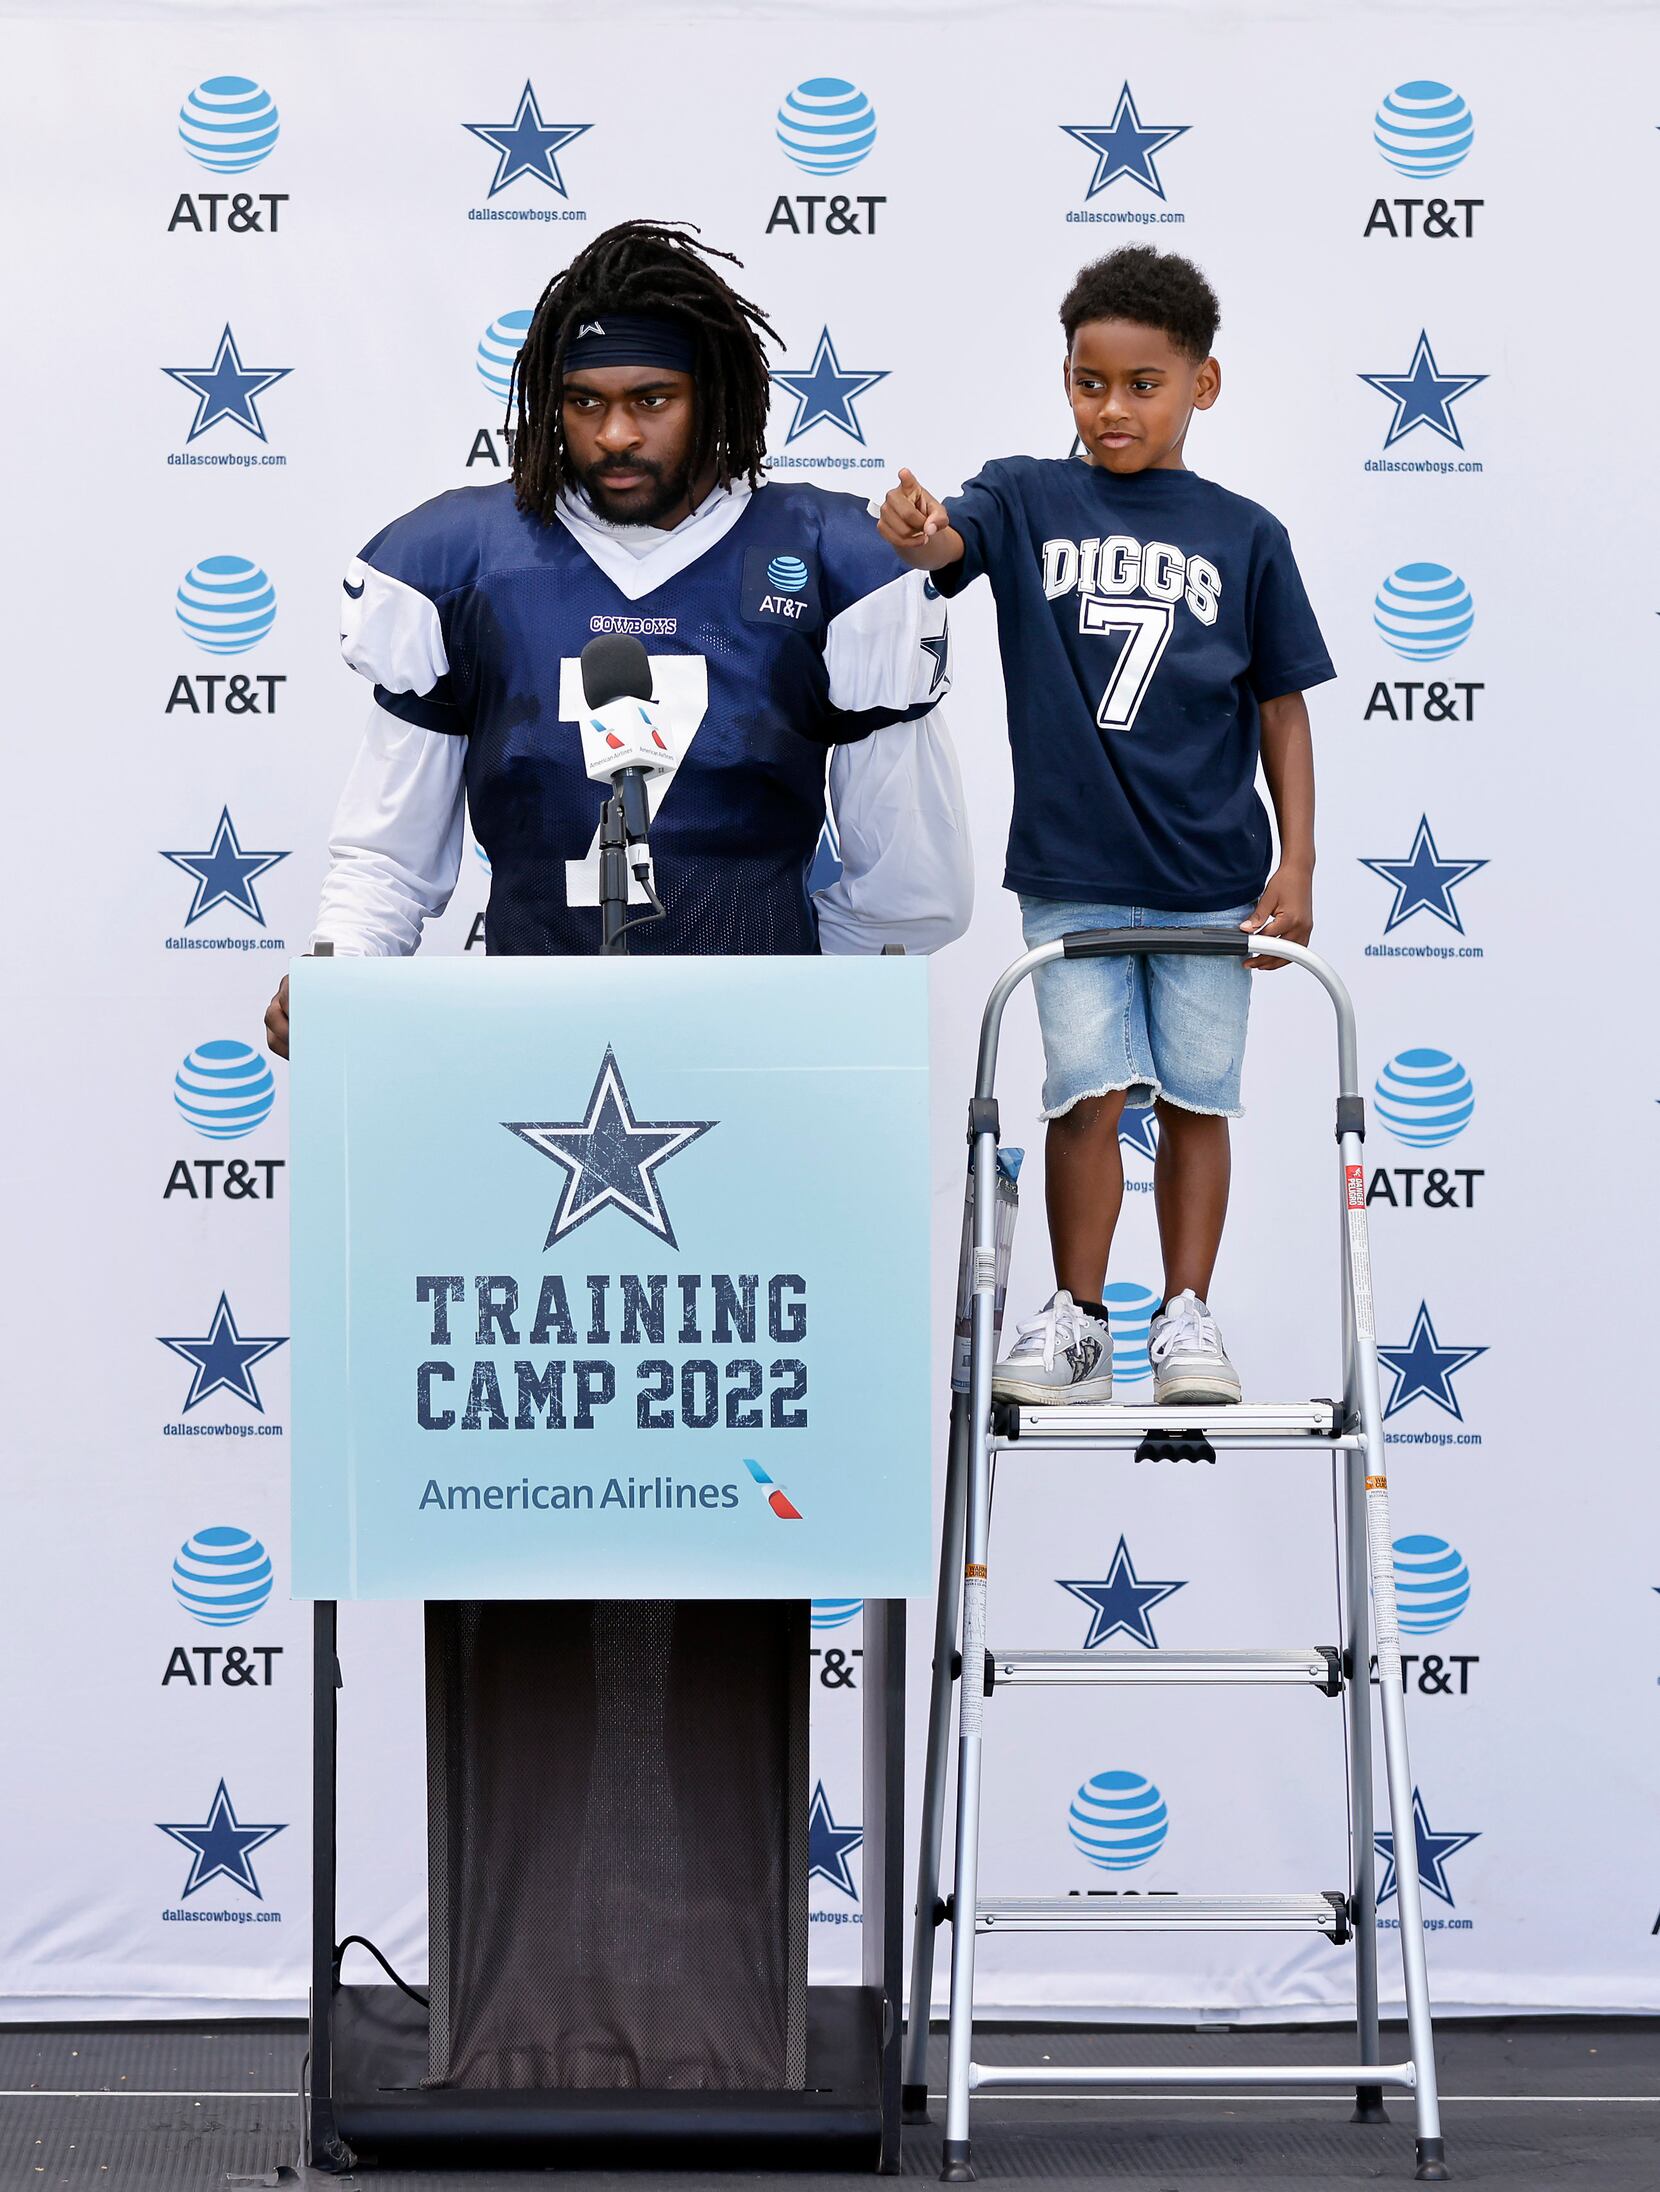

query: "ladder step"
(968, 2059), (1416, 2095)
(975, 1892), (1351, 1941)
(990, 1399), (1349, 1450)
(989, 1646), (1342, 1693)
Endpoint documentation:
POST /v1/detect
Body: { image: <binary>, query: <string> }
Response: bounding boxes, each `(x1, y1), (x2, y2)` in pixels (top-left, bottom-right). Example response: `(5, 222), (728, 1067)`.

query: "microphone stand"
(597, 777), (667, 957)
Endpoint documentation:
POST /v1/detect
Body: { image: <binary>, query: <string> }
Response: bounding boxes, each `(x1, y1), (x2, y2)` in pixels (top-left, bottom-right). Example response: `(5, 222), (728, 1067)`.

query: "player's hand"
(264, 975), (290, 1059)
(1240, 864), (1313, 970)
(877, 469), (962, 568)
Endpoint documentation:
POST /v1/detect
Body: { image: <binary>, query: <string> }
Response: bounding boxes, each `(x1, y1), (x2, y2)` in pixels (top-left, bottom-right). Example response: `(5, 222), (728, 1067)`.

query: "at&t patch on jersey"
(741, 545), (822, 631)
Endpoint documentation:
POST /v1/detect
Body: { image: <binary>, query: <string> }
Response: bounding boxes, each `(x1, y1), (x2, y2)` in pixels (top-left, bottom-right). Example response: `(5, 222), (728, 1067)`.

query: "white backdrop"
(3, 0), (1658, 2024)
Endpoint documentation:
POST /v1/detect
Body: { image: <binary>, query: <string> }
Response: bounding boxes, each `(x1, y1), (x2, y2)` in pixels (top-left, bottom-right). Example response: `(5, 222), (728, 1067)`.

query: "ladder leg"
(941, 1132), (1001, 2183)
(1341, 1442), (1387, 2124)
(902, 1387), (971, 2121)
(1340, 1130), (1447, 2180)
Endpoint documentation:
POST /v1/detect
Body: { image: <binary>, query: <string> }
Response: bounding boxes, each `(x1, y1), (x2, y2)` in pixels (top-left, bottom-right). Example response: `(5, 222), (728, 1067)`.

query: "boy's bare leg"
(1045, 1090), (1129, 1303)
(1152, 1100), (1231, 1303)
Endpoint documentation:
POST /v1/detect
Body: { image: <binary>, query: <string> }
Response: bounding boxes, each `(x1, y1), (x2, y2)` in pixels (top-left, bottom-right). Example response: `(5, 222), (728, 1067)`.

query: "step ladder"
(903, 928), (1447, 2183)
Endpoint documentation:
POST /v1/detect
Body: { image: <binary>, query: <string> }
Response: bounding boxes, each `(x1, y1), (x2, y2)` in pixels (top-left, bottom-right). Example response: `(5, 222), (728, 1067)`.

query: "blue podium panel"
(289, 956), (932, 1601)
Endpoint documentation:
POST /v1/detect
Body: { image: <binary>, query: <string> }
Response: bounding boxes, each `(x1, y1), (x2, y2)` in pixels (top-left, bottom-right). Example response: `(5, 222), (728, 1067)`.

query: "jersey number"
(1078, 597), (1173, 732)
(559, 654), (709, 907)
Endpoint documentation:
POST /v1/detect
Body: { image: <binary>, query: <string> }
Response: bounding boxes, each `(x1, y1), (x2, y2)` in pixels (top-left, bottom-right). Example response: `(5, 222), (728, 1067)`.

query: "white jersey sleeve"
(815, 705), (973, 955)
(821, 565), (951, 722)
(310, 703), (467, 956)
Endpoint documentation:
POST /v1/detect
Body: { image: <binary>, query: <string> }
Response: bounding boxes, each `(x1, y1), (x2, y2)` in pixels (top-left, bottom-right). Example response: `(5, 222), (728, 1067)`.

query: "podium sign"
(290, 956), (932, 1600)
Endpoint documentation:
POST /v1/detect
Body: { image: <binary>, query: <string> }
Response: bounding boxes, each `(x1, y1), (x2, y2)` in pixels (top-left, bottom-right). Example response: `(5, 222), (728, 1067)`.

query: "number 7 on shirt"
(1078, 597), (1174, 733)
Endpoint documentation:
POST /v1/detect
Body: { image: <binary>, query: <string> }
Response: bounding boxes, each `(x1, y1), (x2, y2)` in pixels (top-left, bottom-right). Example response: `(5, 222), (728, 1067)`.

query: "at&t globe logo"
(477, 310), (533, 404)
(767, 554), (809, 593)
(1373, 81), (1473, 178)
(811, 1599), (862, 1630)
(766, 79), (885, 238)
(1374, 1049), (1475, 1148)
(172, 1527), (275, 1628)
(1373, 564), (1473, 662)
(1393, 1535), (1470, 1635)
(176, 557), (276, 656)
(1069, 1769), (1168, 1872)
(178, 77), (280, 172)
(1102, 1281), (1159, 1384)
(173, 1040), (276, 1141)
(776, 79), (877, 173)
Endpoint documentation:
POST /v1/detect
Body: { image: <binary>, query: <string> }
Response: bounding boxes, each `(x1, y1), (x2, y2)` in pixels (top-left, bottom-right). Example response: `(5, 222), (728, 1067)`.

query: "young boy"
(879, 247), (1333, 1407)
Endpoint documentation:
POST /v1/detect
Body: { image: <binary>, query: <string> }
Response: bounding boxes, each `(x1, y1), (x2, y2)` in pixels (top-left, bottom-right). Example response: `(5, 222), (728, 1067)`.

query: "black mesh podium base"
(308, 1597), (906, 2173)
(323, 1980), (887, 2168)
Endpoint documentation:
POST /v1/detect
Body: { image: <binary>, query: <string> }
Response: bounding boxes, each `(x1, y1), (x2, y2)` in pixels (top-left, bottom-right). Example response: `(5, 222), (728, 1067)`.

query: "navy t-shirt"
(936, 456), (1335, 910)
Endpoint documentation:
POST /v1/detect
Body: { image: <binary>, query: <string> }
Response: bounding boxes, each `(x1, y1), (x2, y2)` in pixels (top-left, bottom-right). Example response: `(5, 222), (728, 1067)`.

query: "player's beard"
(577, 449), (698, 527)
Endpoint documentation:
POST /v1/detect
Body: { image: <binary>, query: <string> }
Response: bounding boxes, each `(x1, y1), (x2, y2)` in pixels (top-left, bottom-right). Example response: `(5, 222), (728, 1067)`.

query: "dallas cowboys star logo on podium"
(505, 1047), (715, 1250)
(157, 1778), (285, 1900)
(1376, 1786), (1479, 1909)
(464, 82), (591, 196)
(1062, 84), (1190, 200)
(158, 1292), (287, 1413)
(771, 328), (889, 445)
(1358, 331), (1487, 450)
(161, 807), (289, 927)
(1360, 816), (1487, 934)
(807, 1780), (863, 1899)
(1378, 1302), (1487, 1420)
(1059, 1536), (1186, 1649)
(162, 324), (291, 443)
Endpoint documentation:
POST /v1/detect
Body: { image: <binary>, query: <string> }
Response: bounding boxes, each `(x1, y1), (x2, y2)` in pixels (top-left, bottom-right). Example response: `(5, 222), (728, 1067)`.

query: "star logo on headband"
(464, 82), (591, 198)
(771, 327), (889, 445)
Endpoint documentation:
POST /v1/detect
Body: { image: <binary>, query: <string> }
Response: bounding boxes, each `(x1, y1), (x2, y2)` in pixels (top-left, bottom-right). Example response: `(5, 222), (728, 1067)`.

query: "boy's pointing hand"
(878, 469), (965, 571)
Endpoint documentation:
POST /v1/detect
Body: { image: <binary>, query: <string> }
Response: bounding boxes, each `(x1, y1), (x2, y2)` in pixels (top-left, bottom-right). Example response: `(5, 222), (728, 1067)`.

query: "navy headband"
(562, 313), (698, 374)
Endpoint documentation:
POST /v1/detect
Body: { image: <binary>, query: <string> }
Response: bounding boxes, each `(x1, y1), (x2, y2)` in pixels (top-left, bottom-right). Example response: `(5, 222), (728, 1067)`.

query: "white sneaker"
(992, 1291), (1113, 1406)
(1148, 1290), (1242, 1407)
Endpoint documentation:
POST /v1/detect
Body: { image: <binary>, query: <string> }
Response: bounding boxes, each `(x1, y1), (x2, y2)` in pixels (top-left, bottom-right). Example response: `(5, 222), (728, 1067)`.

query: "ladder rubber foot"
(1415, 2135), (1449, 2180)
(901, 2082), (931, 2125)
(940, 2142), (976, 2184)
(1351, 2085), (1390, 2124)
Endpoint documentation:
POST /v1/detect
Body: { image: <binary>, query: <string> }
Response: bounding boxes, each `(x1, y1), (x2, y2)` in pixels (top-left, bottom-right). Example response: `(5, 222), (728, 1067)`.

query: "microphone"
(578, 633), (674, 855)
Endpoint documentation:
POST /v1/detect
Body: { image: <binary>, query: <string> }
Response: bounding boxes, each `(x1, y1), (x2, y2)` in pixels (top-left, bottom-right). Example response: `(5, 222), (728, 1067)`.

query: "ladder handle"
(974, 934), (1361, 1103)
(1060, 926), (1251, 959)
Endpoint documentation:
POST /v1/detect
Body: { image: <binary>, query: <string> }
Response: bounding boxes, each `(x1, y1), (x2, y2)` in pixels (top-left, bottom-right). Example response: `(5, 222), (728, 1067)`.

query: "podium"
(290, 957), (932, 2171)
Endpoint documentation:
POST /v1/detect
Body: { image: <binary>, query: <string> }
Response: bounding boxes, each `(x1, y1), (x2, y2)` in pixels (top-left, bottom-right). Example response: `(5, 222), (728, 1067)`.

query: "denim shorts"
(1018, 896), (1255, 1119)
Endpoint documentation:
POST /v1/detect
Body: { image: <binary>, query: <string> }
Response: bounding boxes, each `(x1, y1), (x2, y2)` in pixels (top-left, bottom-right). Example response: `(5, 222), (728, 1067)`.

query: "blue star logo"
(505, 1047), (715, 1251)
(1062, 85), (1190, 200)
(1360, 815), (1487, 934)
(920, 630), (950, 694)
(1376, 1786), (1479, 1909)
(162, 325), (291, 443)
(463, 82), (591, 197)
(159, 1293), (287, 1413)
(1378, 1302), (1487, 1421)
(157, 1778), (285, 1900)
(161, 806), (289, 927)
(808, 1780), (863, 1899)
(771, 328), (889, 445)
(1119, 1104), (1160, 1163)
(1358, 331), (1487, 450)
(1059, 1536), (1186, 1649)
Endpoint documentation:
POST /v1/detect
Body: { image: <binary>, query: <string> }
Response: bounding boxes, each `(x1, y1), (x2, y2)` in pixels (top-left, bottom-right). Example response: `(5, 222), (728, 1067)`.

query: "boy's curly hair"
(1060, 247), (1220, 361)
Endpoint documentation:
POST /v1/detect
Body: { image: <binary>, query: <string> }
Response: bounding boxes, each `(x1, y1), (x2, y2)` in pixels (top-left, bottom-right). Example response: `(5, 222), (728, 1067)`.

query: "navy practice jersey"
(339, 479), (950, 956)
(937, 457), (1334, 911)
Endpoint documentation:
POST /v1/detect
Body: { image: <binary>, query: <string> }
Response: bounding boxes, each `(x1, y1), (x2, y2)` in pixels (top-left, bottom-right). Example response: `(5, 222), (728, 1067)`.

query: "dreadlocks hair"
(509, 220), (782, 523)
